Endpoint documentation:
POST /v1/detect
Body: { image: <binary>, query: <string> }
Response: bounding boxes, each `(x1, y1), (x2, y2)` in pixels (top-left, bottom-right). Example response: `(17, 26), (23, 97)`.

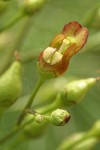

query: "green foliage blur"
(0, 0), (100, 150)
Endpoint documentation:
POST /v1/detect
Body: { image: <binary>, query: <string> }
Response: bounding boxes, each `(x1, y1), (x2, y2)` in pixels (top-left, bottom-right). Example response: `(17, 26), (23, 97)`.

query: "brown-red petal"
(75, 27), (89, 51)
(62, 21), (82, 37)
(50, 34), (65, 49)
(64, 43), (77, 60)
(38, 51), (69, 77)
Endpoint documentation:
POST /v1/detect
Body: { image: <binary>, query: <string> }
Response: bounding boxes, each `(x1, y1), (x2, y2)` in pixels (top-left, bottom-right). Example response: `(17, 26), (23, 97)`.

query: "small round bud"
(50, 109), (70, 126)
(23, 114), (48, 138)
(18, 0), (46, 15)
(35, 113), (43, 123)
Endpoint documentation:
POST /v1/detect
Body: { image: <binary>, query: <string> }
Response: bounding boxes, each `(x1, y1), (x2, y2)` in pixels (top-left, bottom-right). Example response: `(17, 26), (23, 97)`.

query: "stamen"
(43, 47), (62, 65)
(50, 52), (63, 65)
(43, 47), (56, 63)
(67, 37), (76, 44)
(58, 39), (70, 54)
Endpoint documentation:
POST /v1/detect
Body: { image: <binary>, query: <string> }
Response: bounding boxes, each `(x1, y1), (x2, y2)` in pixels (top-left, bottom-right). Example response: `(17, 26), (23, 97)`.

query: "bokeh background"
(0, 0), (100, 149)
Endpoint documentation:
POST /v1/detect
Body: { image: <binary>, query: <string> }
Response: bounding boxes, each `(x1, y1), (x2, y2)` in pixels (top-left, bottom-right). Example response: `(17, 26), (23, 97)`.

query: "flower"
(38, 21), (88, 78)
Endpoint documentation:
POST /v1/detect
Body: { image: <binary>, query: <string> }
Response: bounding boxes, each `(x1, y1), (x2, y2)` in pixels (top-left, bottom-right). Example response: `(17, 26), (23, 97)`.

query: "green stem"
(82, 2), (100, 27)
(0, 117), (34, 145)
(20, 51), (38, 63)
(0, 11), (24, 33)
(0, 15), (33, 75)
(3, 136), (25, 150)
(13, 16), (33, 50)
(39, 93), (62, 114)
(16, 78), (45, 126)
(0, 91), (61, 145)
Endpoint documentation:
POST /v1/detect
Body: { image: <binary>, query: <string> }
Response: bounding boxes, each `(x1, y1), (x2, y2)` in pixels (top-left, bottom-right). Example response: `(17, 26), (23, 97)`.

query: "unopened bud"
(35, 113), (43, 123)
(23, 114), (48, 138)
(48, 109), (70, 126)
(18, 0), (46, 15)
(0, 61), (22, 109)
(57, 133), (98, 150)
(62, 78), (96, 106)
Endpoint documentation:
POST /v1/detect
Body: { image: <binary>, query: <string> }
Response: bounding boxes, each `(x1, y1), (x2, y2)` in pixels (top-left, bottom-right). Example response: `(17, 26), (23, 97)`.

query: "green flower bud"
(18, 0), (46, 15)
(74, 138), (98, 150)
(89, 120), (100, 139)
(0, 61), (22, 110)
(57, 133), (98, 150)
(23, 109), (70, 139)
(62, 78), (96, 106)
(35, 113), (43, 123)
(49, 109), (70, 126)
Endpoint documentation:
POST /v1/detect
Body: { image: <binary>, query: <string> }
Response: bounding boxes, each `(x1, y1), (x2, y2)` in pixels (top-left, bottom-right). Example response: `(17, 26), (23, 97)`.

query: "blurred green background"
(0, 0), (100, 149)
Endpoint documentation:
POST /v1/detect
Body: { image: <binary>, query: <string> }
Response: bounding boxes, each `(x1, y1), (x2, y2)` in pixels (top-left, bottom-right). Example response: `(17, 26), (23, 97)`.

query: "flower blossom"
(38, 21), (89, 78)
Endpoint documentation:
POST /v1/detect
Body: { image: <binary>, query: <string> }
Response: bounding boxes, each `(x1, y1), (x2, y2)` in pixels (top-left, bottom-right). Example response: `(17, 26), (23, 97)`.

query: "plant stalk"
(16, 78), (45, 125)
(0, 11), (24, 33)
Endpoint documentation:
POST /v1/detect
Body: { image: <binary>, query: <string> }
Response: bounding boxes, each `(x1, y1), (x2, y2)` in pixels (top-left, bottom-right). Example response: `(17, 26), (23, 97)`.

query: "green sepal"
(0, 61), (22, 109)
(37, 62), (56, 79)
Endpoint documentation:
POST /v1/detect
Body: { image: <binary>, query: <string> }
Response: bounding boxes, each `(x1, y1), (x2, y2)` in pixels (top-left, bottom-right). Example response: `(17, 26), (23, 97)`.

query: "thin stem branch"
(0, 91), (61, 144)
(0, 11), (24, 33)
(0, 89), (60, 145)
(16, 78), (45, 126)
(82, 2), (100, 27)
(20, 51), (38, 63)
(3, 136), (25, 150)
(0, 117), (34, 145)
(14, 16), (33, 50)
(38, 93), (62, 114)
(0, 16), (33, 75)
